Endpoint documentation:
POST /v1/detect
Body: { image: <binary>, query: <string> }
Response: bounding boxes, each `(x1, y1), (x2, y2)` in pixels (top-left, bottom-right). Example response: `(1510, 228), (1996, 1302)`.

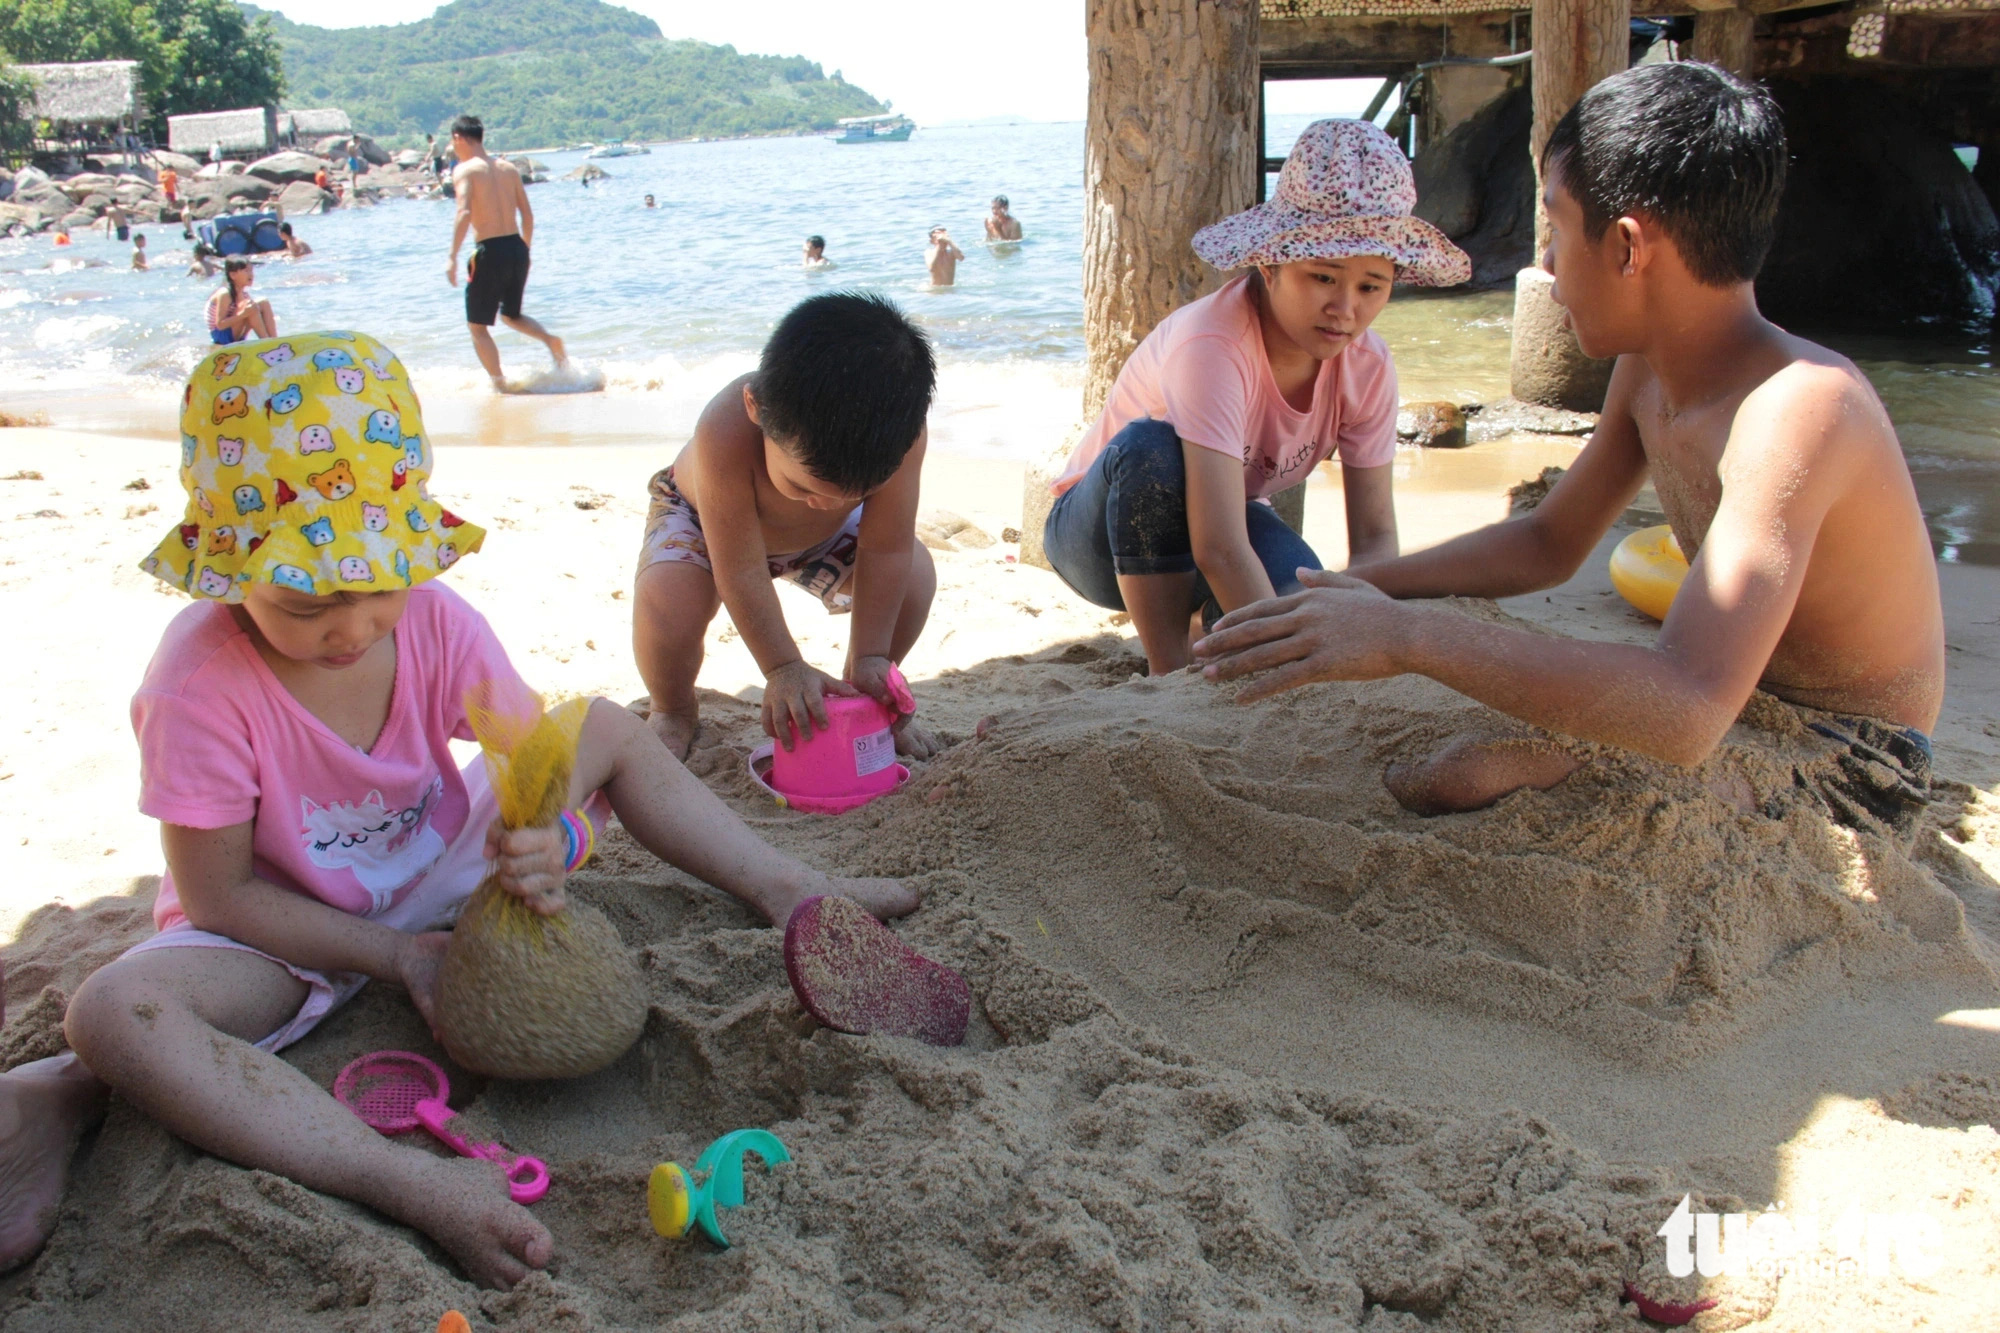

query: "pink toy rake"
(333, 1051), (550, 1204)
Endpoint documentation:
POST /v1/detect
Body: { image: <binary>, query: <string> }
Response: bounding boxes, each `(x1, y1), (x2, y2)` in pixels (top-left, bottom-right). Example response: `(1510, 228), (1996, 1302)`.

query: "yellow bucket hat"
(142, 331), (485, 602)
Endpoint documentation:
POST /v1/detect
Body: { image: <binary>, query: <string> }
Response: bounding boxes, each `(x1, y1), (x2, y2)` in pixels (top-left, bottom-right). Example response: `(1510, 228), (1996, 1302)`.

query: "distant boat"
(832, 114), (913, 144)
(588, 141), (650, 159)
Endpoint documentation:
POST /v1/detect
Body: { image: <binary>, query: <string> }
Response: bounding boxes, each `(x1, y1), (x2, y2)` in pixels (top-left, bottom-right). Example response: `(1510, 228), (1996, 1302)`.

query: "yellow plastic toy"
(1608, 524), (1688, 622)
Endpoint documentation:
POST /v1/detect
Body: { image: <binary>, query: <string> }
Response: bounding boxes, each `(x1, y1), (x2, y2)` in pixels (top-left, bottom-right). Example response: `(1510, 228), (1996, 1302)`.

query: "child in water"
(0, 333), (921, 1287)
(632, 292), (941, 761)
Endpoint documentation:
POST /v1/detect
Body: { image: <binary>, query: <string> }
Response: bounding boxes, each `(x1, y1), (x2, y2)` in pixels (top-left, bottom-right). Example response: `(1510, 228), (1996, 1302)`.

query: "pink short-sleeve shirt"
(132, 582), (531, 931)
(1053, 275), (1400, 499)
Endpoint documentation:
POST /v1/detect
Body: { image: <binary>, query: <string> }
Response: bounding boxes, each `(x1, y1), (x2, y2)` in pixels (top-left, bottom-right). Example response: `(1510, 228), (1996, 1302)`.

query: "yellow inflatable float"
(1608, 524), (1688, 621)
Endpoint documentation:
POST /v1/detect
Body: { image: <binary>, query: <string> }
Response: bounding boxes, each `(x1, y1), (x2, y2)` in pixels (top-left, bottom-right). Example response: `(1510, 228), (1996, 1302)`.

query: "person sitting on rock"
(1041, 118), (1469, 675)
(1194, 63), (1944, 844)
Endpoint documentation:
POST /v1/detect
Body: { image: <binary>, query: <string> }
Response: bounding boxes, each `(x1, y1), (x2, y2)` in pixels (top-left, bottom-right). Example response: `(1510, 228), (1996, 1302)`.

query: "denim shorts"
(1042, 418), (1320, 620)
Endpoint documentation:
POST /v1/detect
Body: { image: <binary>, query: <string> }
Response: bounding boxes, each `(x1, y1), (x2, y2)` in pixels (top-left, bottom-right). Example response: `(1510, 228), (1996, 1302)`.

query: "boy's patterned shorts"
(637, 466), (859, 613)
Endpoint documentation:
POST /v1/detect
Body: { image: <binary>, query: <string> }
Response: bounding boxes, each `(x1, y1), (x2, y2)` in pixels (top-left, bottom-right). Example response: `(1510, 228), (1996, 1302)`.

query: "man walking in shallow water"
(445, 114), (568, 390)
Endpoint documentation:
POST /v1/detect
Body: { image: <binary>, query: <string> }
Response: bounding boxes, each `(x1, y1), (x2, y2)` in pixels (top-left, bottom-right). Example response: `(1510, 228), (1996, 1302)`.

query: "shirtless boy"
(1195, 63), (1945, 840)
(445, 114), (568, 389)
(926, 226), (964, 286)
(632, 292), (941, 762)
(984, 195), (1023, 241)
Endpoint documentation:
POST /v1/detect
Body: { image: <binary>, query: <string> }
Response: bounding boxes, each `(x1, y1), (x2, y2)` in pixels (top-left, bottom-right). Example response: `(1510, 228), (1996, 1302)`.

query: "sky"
(255, 1), (1384, 128)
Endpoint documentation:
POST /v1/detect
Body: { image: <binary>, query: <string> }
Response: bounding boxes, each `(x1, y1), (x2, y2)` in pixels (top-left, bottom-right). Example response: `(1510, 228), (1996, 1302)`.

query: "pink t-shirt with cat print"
(1053, 274), (1399, 500)
(132, 582), (531, 931)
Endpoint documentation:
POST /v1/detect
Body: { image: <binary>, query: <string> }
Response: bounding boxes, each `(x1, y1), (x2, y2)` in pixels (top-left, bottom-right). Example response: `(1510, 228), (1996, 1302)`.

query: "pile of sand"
(5, 597), (2000, 1330)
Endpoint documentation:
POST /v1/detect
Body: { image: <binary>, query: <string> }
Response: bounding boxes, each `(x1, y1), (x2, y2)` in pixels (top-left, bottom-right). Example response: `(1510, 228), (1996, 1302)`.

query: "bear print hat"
(142, 331), (485, 603)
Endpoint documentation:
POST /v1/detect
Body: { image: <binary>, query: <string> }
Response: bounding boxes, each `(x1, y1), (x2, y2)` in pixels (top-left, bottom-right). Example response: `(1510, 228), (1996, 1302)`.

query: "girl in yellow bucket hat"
(2, 332), (944, 1289)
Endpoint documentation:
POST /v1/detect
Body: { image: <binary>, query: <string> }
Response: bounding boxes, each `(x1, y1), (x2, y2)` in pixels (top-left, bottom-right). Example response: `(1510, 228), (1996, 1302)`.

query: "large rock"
(1510, 268), (1614, 413)
(57, 172), (120, 202)
(276, 180), (334, 216)
(152, 149), (202, 176)
(246, 151), (327, 185)
(181, 174), (277, 219)
(1758, 79), (2000, 328)
(1412, 82), (1534, 291)
(0, 202), (49, 232)
(313, 133), (389, 166)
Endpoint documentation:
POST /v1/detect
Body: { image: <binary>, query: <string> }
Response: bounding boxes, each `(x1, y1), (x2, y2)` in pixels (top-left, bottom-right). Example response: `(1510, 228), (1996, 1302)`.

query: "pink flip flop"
(783, 896), (971, 1047)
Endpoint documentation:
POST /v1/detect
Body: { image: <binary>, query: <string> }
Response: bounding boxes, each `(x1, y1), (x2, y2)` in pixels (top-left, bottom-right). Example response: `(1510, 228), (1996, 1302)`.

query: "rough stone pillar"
(1024, 0), (1261, 570)
(1511, 0), (1629, 410)
(1692, 6), (1756, 76)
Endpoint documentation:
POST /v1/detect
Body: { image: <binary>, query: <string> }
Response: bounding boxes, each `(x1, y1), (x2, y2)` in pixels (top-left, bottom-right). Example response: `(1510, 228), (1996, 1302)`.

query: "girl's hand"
(483, 819), (568, 914)
(395, 931), (453, 1035)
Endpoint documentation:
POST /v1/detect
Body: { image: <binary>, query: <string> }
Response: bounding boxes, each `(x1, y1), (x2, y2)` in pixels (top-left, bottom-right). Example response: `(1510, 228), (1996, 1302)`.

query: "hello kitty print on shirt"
(298, 776), (447, 913)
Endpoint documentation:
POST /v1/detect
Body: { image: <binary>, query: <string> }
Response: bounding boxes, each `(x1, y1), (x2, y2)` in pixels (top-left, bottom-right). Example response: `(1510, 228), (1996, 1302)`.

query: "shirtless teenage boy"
(984, 195), (1023, 241)
(926, 226), (964, 286)
(1195, 63), (1945, 839)
(445, 114), (568, 389)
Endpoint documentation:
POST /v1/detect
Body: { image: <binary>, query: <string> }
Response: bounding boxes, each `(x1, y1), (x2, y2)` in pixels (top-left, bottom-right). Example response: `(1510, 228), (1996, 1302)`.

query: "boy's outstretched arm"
(1196, 370), (1851, 766)
(846, 433), (926, 702)
(1356, 359), (1652, 598)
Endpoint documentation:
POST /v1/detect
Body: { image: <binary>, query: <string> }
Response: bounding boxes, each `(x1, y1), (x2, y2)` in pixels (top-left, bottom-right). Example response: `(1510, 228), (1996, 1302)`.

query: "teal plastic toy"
(647, 1129), (791, 1248)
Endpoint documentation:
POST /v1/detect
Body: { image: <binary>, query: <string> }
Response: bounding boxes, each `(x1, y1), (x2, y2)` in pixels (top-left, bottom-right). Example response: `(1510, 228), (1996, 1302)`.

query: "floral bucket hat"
(1192, 119), (1471, 288)
(142, 330), (485, 603)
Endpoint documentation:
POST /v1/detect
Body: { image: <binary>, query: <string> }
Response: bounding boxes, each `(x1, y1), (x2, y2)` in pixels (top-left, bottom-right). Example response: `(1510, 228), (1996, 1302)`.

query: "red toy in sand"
(783, 896), (971, 1047)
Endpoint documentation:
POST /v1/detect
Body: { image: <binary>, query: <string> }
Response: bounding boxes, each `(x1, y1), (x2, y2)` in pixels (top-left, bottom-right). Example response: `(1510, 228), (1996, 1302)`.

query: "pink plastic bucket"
(747, 667), (916, 815)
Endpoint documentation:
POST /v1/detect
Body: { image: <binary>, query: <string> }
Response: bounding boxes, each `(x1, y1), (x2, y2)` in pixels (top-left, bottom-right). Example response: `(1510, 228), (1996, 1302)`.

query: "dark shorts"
(209, 327), (243, 346)
(1041, 418), (1320, 628)
(1798, 716), (1933, 841)
(465, 233), (530, 326)
(115, 225), (130, 242)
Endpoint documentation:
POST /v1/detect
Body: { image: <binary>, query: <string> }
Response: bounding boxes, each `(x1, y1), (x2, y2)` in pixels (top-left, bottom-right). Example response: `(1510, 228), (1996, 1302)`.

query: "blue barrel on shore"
(200, 211), (286, 257)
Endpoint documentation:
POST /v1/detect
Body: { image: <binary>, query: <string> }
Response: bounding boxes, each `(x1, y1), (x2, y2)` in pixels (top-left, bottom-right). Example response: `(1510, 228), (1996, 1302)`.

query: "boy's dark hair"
(751, 292), (935, 495)
(1542, 62), (1787, 286)
(449, 114), (484, 142)
(993, 195), (1008, 208)
(806, 234), (824, 249)
(278, 222), (293, 235)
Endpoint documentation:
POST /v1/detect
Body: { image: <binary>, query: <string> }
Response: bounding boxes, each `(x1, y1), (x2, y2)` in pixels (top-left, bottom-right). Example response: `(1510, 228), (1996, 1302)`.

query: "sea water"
(2, 118), (1997, 561)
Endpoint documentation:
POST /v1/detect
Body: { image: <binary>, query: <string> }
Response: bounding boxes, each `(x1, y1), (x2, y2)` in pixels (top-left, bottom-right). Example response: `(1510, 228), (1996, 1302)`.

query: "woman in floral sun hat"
(1042, 118), (1469, 674)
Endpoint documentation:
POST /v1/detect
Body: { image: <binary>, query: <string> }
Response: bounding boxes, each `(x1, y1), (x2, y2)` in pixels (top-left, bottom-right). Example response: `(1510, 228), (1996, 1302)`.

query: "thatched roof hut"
(281, 107), (352, 138)
(168, 106), (278, 157)
(17, 60), (143, 127)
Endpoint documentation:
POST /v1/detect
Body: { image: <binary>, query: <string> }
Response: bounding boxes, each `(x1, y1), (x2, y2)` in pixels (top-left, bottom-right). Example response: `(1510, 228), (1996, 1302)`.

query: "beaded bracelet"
(558, 808), (595, 873)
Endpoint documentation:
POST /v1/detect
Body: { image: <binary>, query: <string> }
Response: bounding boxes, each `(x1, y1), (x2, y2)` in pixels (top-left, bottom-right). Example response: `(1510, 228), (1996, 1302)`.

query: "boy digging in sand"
(0, 333), (930, 1286)
(633, 292), (941, 762)
(1195, 63), (1944, 840)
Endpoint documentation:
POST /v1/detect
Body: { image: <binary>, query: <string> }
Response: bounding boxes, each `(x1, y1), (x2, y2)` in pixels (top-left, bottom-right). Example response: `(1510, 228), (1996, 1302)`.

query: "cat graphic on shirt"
(298, 777), (447, 912)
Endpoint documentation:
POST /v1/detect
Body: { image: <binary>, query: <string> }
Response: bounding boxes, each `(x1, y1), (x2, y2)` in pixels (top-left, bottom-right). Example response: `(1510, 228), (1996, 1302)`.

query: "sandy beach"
(3, 414), (1998, 1330)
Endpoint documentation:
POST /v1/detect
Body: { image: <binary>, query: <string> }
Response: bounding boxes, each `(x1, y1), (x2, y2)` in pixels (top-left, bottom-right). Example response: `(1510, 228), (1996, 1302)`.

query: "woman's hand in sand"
(394, 930), (453, 1033)
(483, 820), (568, 915)
(762, 659), (858, 751)
(1193, 569), (1408, 702)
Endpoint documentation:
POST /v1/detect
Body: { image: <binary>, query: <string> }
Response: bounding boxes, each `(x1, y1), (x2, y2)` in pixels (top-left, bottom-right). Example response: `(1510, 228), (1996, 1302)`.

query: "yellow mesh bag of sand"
(434, 692), (647, 1080)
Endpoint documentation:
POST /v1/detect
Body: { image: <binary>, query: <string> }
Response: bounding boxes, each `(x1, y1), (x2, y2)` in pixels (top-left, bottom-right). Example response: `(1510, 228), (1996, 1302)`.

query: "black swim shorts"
(465, 233), (530, 326)
(1799, 716), (1933, 841)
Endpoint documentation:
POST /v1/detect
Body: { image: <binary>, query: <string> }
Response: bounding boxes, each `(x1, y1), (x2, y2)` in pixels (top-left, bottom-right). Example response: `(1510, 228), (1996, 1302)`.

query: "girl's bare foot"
(1384, 736), (1585, 816)
(647, 704), (699, 762)
(0, 1055), (108, 1272)
(398, 1156), (553, 1290)
(747, 874), (921, 927)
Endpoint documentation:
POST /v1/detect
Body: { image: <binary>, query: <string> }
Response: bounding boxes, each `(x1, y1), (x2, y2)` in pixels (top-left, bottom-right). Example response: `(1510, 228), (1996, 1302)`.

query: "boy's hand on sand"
(483, 820), (568, 915)
(1193, 569), (1405, 702)
(762, 659), (858, 751)
(395, 931), (453, 1033)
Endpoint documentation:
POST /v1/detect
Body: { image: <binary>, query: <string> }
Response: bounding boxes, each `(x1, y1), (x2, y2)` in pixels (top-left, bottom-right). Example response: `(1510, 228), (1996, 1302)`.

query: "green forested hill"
(249, 0), (888, 149)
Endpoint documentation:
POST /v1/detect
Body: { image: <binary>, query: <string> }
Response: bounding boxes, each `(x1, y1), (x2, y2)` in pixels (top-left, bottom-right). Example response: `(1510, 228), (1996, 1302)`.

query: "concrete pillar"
(1512, 0), (1628, 410)
(1692, 6), (1756, 77)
